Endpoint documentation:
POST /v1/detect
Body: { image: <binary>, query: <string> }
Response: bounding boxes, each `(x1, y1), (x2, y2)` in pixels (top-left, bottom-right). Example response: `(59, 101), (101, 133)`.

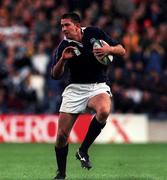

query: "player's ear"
(75, 23), (81, 28)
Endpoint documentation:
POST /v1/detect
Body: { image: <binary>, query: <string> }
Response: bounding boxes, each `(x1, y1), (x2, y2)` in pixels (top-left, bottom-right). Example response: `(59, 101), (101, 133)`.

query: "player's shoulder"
(57, 40), (69, 50)
(83, 26), (104, 39)
(84, 26), (101, 33)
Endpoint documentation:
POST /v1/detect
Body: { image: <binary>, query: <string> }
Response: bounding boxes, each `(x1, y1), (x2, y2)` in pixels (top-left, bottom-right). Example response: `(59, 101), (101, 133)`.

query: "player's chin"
(64, 33), (70, 38)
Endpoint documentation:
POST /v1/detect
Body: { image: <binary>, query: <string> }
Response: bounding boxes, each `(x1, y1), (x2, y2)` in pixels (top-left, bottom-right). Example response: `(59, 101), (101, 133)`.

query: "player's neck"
(75, 35), (82, 42)
(73, 29), (83, 42)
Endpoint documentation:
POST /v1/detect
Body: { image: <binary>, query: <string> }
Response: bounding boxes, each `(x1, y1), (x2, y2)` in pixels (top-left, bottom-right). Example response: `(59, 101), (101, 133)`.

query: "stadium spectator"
(0, 0), (166, 118)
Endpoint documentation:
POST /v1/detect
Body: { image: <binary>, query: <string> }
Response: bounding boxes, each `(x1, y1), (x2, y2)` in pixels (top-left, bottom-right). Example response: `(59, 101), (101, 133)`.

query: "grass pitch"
(0, 143), (167, 180)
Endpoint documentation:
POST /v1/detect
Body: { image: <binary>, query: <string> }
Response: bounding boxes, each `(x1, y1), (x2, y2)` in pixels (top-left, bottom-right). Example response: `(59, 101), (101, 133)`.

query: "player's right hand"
(61, 46), (76, 60)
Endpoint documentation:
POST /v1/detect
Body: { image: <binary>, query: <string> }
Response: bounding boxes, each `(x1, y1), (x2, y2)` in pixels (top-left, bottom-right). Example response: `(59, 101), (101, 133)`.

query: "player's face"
(61, 18), (80, 40)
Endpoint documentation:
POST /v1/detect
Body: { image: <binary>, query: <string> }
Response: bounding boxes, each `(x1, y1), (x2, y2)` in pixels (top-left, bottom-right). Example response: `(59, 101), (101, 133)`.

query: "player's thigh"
(58, 112), (79, 134)
(87, 93), (112, 113)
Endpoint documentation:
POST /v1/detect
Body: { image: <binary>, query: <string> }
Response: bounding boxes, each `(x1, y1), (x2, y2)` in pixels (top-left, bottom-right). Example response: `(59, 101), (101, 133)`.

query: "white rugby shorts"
(59, 83), (112, 113)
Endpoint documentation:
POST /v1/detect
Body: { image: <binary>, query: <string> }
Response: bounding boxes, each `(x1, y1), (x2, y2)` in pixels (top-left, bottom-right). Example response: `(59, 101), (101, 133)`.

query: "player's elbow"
(51, 74), (59, 80)
(118, 45), (126, 56)
(50, 68), (61, 80)
(122, 47), (126, 56)
(51, 73), (62, 80)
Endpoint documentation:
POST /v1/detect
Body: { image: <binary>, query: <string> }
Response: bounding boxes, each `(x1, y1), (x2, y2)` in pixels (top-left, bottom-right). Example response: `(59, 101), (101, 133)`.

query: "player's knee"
(56, 129), (69, 148)
(97, 107), (110, 123)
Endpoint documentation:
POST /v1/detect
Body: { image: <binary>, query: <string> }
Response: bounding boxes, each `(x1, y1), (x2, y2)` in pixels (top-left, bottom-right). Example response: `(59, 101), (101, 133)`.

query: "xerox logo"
(0, 114), (148, 143)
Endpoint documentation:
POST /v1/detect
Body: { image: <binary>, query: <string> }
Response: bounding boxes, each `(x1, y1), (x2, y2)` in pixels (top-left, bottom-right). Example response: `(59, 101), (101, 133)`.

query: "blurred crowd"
(0, 0), (166, 117)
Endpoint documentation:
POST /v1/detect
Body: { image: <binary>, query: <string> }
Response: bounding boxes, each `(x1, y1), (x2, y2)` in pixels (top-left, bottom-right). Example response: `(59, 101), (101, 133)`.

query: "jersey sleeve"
(101, 30), (119, 46)
(86, 26), (119, 46)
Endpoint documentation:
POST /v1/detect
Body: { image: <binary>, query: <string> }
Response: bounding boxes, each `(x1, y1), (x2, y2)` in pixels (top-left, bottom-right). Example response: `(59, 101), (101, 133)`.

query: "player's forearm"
(51, 58), (66, 79)
(109, 44), (126, 56)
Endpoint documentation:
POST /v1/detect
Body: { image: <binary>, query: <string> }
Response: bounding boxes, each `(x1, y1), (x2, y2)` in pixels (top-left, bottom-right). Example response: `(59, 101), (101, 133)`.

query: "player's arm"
(93, 28), (126, 57)
(96, 44), (125, 56)
(108, 44), (126, 56)
(93, 44), (126, 58)
(51, 46), (76, 79)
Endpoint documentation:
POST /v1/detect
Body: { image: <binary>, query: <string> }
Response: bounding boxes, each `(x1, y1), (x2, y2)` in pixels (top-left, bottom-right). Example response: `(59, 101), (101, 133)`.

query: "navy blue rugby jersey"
(52, 26), (118, 84)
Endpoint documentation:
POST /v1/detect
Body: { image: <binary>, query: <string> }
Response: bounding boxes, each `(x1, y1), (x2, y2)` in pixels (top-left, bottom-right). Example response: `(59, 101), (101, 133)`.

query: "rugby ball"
(91, 38), (113, 65)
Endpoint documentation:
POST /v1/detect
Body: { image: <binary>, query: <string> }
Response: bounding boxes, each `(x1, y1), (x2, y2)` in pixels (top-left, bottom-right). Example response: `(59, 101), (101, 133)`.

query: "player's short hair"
(61, 13), (81, 24)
